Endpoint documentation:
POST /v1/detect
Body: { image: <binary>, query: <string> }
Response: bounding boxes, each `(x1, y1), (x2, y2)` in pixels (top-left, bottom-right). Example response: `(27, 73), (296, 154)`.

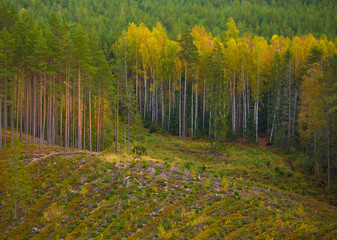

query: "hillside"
(1, 134), (337, 239)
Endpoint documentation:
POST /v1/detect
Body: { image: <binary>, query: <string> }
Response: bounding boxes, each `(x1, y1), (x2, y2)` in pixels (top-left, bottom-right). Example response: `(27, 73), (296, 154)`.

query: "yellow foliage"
(158, 224), (166, 238)
(43, 202), (62, 222)
(298, 63), (326, 146)
(187, 215), (210, 228)
(191, 169), (196, 180)
(221, 177), (229, 191)
(81, 185), (88, 197)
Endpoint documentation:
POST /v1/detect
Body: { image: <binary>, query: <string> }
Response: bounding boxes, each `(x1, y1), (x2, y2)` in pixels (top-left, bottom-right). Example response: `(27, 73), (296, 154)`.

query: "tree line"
(0, 6), (114, 152)
(4, 0), (337, 45)
(1, 5), (337, 187)
(111, 20), (337, 187)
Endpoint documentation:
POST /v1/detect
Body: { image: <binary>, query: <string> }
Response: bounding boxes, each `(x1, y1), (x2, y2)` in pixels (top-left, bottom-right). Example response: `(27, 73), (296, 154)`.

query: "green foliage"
(4, 0), (337, 43)
(149, 124), (157, 134)
(0, 142), (336, 239)
(1, 148), (32, 221)
(131, 145), (147, 156)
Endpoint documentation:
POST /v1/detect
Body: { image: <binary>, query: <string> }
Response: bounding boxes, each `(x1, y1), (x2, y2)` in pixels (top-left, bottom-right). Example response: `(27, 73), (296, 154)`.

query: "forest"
(1, 0), (337, 239)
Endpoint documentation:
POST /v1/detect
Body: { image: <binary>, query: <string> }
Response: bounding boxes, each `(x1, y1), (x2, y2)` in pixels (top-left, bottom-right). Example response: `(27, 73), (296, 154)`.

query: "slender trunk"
(65, 62), (69, 148)
(195, 82), (198, 134)
(183, 60), (187, 140)
(78, 63), (81, 150)
(288, 62), (292, 140)
(144, 67), (147, 119)
(4, 77), (7, 148)
(125, 41), (129, 153)
(115, 77), (119, 154)
(11, 78), (14, 147)
(179, 74), (182, 136)
(72, 87), (75, 148)
(255, 99), (259, 144)
(0, 89), (2, 149)
(161, 81), (164, 128)
(83, 93), (86, 150)
(232, 76), (236, 134)
(209, 110), (211, 138)
(60, 80), (63, 147)
(47, 81), (52, 145)
(214, 122), (217, 156)
(168, 75), (171, 131)
(328, 117), (330, 187)
(52, 75), (56, 145)
(243, 84), (246, 139)
(89, 91), (92, 152)
(136, 51), (138, 101)
(191, 82), (194, 137)
(20, 83), (23, 142)
(101, 96), (105, 151)
(29, 78), (33, 144)
(292, 89), (297, 135)
(203, 74), (206, 130)
(96, 85), (100, 152)
(43, 75), (47, 145)
(16, 74), (19, 138)
(33, 73), (36, 144)
(270, 89), (280, 142)
(39, 75), (43, 148)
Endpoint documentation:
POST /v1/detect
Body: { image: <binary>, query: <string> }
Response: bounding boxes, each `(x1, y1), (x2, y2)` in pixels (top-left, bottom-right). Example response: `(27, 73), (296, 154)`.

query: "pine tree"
(207, 38), (228, 154)
(73, 24), (91, 150)
(178, 28), (198, 140)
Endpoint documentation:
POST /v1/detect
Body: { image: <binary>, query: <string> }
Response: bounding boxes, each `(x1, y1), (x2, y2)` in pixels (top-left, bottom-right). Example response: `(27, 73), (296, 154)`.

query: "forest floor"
(0, 132), (337, 239)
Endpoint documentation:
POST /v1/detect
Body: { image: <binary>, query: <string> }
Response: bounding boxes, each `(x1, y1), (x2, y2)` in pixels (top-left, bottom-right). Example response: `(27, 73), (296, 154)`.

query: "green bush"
(132, 145), (147, 156)
(149, 124), (157, 134)
(297, 154), (315, 174)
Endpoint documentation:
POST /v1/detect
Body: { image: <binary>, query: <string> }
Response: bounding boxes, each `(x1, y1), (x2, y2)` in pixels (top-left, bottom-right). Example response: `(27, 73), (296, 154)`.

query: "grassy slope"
(0, 133), (336, 239)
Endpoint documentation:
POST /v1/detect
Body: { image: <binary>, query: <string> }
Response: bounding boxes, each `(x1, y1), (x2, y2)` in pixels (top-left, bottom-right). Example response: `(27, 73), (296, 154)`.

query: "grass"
(0, 132), (336, 239)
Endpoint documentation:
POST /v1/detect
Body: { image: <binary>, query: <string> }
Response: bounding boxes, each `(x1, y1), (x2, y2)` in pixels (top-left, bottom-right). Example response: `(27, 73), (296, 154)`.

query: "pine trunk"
(195, 82), (198, 134)
(101, 96), (105, 151)
(52, 75), (56, 145)
(191, 83), (194, 137)
(33, 73), (36, 144)
(96, 87), (100, 152)
(161, 82), (164, 128)
(144, 68), (147, 119)
(183, 60), (187, 140)
(43, 75), (47, 145)
(232, 76), (236, 134)
(115, 77), (119, 154)
(0, 87), (2, 149)
(83, 93), (86, 150)
(255, 100), (259, 144)
(78, 63), (81, 150)
(60, 80), (63, 147)
(168, 75), (171, 131)
(16, 75), (19, 138)
(20, 82), (23, 142)
(179, 73), (182, 137)
(4, 76), (7, 148)
(39, 75), (43, 148)
(11, 78), (14, 147)
(328, 118), (330, 187)
(89, 91), (92, 152)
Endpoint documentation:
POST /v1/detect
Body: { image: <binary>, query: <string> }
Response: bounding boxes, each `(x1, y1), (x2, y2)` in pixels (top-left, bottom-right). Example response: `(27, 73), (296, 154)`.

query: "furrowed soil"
(0, 134), (336, 239)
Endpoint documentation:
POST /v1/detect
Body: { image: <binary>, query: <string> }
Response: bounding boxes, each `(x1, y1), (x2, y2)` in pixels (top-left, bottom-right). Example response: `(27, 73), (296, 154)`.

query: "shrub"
(183, 162), (193, 170)
(297, 154), (315, 174)
(274, 167), (284, 176)
(131, 145), (147, 156)
(149, 124), (157, 134)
